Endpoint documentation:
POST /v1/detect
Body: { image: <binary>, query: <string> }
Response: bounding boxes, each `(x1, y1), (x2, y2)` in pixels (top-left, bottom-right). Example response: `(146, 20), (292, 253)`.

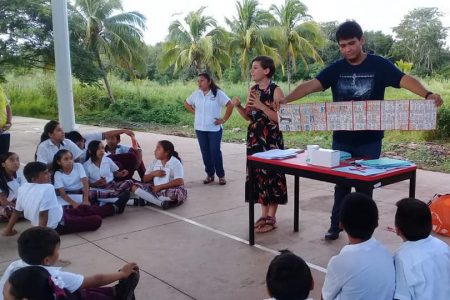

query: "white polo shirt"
(394, 235), (450, 300)
(146, 156), (184, 186)
(322, 237), (395, 300)
(54, 163), (86, 191)
(36, 138), (83, 164)
(15, 183), (63, 229)
(0, 260), (84, 300)
(0, 171), (26, 201)
(186, 89), (230, 132)
(83, 156), (119, 184)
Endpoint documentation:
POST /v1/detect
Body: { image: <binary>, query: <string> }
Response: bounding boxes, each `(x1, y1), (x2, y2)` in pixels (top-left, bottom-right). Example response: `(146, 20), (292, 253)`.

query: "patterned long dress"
(245, 83), (288, 205)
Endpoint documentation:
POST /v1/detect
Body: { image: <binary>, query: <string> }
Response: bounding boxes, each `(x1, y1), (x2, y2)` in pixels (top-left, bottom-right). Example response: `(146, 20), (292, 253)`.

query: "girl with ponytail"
(131, 140), (187, 209)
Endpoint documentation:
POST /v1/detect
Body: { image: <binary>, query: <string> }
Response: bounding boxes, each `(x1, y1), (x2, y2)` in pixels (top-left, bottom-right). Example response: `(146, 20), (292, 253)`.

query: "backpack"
(428, 194), (450, 237)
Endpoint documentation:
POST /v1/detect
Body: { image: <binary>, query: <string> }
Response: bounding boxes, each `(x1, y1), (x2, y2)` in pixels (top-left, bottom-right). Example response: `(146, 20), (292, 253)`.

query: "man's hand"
(427, 93), (443, 107)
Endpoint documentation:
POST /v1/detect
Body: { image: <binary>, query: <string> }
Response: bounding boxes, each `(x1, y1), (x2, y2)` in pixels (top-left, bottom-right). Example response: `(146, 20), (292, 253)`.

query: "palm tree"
(159, 7), (230, 78)
(226, 0), (281, 84)
(75, 0), (147, 103)
(269, 0), (324, 91)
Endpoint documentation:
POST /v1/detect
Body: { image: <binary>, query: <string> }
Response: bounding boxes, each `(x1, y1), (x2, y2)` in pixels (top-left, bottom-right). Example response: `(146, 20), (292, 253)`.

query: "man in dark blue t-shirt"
(282, 20), (443, 240)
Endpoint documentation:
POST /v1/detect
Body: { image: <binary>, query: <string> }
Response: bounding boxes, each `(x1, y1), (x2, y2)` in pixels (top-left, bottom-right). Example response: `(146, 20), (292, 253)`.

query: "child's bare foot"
(2, 228), (18, 237)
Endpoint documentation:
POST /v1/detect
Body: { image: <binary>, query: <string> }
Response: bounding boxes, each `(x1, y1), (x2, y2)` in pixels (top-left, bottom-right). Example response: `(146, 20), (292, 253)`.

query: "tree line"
(0, 0), (449, 103)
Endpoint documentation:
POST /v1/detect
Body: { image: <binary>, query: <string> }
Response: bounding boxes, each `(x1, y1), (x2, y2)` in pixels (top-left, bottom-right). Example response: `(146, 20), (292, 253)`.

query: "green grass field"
(4, 72), (450, 172)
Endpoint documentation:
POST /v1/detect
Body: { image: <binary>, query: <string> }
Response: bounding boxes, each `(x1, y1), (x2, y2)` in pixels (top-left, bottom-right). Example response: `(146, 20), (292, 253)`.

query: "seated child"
(0, 152), (25, 224)
(0, 227), (140, 300)
(35, 121), (83, 168)
(105, 134), (146, 180)
(322, 192), (395, 300)
(394, 198), (450, 300)
(131, 140), (187, 210)
(2, 162), (129, 236)
(83, 140), (133, 203)
(265, 250), (314, 300)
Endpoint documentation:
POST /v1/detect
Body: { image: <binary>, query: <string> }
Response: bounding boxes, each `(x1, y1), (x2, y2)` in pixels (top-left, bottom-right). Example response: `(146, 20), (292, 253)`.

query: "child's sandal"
(256, 217), (277, 233)
(254, 217), (267, 228)
(203, 176), (214, 184)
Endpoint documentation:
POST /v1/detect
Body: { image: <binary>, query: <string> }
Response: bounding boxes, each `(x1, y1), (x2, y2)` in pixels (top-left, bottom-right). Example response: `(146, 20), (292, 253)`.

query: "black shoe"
(161, 200), (171, 210)
(115, 191), (130, 214)
(116, 268), (140, 300)
(325, 227), (342, 240)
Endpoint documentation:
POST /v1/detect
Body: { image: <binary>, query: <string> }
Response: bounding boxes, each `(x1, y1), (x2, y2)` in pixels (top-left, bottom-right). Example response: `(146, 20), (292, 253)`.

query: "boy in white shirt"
(265, 250), (314, 300)
(322, 192), (395, 300)
(0, 227), (139, 300)
(394, 198), (450, 300)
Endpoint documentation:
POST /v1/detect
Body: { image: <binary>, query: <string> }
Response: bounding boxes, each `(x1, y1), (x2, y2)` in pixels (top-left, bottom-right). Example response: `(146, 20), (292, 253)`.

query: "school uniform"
(79, 132), (104, 163)
(186, 89), (230, 178)
(15, 182), (112, 235)
(36, 138), (83, 165)
(322, 237), (395, 300)
(0, 260), (115, 300)
(0, 171), (26, 221)
(54, 163), (87, 206)
(107, 144), (146, 180)
(394, 235), (450, 300)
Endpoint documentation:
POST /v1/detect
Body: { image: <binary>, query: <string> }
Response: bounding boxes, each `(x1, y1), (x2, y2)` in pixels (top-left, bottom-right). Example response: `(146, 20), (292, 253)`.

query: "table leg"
(409, 170), (416, 198)
(249, 163), (255, 246)
(294, 175), (300, 232)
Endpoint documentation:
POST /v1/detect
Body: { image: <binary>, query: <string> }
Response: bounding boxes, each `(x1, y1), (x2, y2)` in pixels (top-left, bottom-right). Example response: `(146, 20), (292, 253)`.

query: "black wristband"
(425, 91), (433, 99)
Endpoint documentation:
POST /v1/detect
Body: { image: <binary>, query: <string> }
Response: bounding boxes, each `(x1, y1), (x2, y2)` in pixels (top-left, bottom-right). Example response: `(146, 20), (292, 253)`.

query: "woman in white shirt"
(132, 140), (187, 209)
(184, 72), (233, 185)
(0, 152), (25, 224)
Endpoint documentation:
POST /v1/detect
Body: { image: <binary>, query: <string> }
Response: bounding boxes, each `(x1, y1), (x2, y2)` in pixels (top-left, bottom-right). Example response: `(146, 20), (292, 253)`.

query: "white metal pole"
(51, 0), (76, 131)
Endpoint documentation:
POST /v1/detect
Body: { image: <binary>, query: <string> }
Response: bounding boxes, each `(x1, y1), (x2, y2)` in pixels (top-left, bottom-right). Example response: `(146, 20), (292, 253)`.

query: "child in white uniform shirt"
(322, 192), (395, 300)
(132, 140), (187, 209)
(394, 198), (450, 300)
(0, 227), (139, 300)
(35, 121), (83, 168)
(0, 152), (25, 226)
(265, 250), (314, 300)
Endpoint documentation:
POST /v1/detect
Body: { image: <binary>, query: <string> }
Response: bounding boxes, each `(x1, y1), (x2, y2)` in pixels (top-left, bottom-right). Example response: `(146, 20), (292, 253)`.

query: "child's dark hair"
(340, 192), (378, 240)
(0, 152), (17, 198)
(335, 20), (363, 42)
(40, 120), (60, 143)
(51, 149), (72, 182)
(395, 198), (432, 241)
(23, 161), (48, 183)
(198, 72), (220, 97)
(65, 131), (84, 144)
(18, 227), (61, 265)
(86, 140), (102, 162)
(8, 266), (73, 300)
(158, 140), (181, 163)
(252, 56), (276, 78)
(105, 135), (121, 153)
(266, 250), (313, 300)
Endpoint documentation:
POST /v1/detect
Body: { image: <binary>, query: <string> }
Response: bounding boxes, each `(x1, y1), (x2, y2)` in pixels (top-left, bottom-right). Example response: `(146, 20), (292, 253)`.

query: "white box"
(310, 149), (340, 168)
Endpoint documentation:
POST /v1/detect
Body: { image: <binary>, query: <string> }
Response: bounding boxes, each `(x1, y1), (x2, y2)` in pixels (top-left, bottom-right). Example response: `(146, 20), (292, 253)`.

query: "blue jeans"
(330, 139), (382, 229)
(196, 129), (225, 178)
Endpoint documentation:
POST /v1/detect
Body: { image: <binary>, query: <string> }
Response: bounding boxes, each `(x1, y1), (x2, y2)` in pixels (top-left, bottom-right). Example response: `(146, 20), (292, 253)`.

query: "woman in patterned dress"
(232, 56), (288, 233)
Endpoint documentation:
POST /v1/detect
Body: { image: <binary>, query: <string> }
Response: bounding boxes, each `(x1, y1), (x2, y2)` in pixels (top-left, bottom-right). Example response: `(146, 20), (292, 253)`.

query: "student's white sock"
(134, 188), (164, 206)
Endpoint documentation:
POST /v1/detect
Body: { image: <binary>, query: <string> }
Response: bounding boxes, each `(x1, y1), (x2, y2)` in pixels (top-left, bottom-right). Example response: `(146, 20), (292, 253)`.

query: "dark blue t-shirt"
(316, 54), (405, 145)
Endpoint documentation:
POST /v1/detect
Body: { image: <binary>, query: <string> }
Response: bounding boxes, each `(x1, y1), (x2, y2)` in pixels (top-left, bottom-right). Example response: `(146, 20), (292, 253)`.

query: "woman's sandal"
(256, 217), (277, 233)
(219, 177), (227, 185)
(203, 176), (214, 184)
(254, 217), (267, 228)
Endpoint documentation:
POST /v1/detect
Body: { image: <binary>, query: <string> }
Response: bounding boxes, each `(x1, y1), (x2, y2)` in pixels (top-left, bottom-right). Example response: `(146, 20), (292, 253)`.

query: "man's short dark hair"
(335, 20), (363, 42)
(65, 131), (84, 144)
(266, 250), (312, 300)
(252, 56), (276, 78)
(23, 161), (48, 182)
(18, 227), (61, 265)
(395, 198), (432, 241)
(340, 192), (378, 240)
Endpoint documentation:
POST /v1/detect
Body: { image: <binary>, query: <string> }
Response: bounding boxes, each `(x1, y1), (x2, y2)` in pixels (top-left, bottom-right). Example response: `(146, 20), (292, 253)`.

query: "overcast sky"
(120, 0), (450, 46)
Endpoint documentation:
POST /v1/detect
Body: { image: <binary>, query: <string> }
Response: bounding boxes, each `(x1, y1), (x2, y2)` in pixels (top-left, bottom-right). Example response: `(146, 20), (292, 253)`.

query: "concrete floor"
(1, 116), (450, 299)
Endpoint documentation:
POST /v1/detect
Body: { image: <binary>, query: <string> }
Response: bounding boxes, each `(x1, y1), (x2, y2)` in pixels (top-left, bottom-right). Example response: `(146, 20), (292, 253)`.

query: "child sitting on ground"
(0, 227), (139, 300)
(131, 140), (187, 210)
(83, 141), (133, 203)
(0, 153), (25, 224)
(265, 250), (314, 300)
(322, 192), (395, 300)
(394, 198), (450, 300)
(2, 162), (129, 236)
